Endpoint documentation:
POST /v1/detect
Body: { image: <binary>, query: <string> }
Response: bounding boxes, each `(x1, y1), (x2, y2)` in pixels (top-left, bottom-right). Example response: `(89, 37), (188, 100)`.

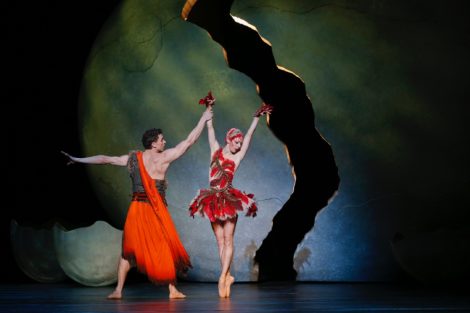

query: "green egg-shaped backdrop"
(79, 0), (470, 282)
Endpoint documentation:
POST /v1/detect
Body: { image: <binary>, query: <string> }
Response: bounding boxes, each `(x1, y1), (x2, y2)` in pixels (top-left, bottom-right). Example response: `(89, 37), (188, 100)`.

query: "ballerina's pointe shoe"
(218, 277), (227, 298)
(225, 275), (235, 298)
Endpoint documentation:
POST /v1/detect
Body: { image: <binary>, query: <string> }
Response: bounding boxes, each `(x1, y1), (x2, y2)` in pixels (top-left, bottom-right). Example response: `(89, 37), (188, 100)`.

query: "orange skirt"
(122, 200), (191, 284)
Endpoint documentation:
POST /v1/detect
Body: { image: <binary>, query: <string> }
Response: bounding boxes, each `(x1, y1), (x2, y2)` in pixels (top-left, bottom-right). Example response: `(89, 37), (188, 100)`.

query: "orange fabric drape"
(122, 151), (191, 284)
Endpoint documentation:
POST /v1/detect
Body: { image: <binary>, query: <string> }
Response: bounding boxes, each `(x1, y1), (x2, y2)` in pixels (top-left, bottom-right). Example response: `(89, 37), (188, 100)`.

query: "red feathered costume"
(189, 148), (257, 222)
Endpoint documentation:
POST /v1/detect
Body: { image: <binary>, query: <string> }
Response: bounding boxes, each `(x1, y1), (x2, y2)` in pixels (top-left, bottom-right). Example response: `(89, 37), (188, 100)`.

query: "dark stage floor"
(0, 282), (469, 313)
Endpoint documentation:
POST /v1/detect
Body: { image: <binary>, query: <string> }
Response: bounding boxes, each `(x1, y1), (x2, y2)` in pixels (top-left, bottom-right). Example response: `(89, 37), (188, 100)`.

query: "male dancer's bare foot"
(169, 290), (186, 299)
(107, 290), (122, 300)
(225, 275), (235, 298)
(218, 276), (227, 298)
(169, 284), (186, 299)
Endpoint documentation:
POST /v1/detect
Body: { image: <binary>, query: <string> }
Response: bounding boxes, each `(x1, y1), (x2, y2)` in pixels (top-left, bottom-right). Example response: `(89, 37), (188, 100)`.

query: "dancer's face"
(228, 137), (243, 154)
(153, 134), (166, 152)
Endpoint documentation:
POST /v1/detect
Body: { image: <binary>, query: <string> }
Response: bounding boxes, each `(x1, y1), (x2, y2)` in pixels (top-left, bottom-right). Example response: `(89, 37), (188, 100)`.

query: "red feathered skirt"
(189, 187), (257, 222)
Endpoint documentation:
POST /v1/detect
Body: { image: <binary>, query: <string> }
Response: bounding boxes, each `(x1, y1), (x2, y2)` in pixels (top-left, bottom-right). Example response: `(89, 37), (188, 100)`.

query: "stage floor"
(0, 282), (469, 313)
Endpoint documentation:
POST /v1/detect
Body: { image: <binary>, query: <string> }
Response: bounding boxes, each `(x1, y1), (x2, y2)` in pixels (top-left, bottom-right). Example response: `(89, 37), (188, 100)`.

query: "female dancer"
(189, 97), (272, 298)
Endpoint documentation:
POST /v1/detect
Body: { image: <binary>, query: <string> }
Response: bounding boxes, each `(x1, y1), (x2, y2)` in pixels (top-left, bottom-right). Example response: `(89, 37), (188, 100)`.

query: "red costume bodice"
(209, 148), (235, 191)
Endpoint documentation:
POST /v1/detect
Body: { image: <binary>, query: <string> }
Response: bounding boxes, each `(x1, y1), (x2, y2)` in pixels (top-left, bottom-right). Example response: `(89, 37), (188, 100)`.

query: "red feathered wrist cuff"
(254, 103), (273, 117)
(199, 91), (215, 107)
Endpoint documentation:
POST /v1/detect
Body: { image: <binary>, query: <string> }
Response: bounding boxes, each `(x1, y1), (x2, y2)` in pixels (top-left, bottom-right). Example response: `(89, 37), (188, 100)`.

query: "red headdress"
(225, 128), (244, 143)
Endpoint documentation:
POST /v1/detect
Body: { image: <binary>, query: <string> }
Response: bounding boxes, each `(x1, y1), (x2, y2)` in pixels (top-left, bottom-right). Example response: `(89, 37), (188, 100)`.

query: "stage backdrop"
(15, 0), (467, 284)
